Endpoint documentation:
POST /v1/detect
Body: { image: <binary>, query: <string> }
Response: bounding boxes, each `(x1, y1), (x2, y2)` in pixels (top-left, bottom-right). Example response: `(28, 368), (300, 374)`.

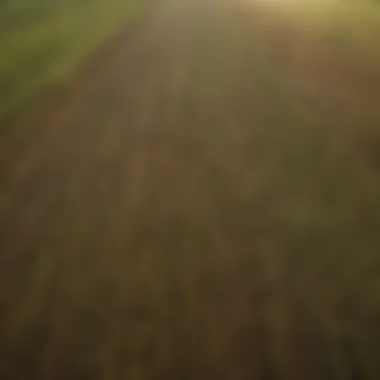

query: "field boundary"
(0, 0), (155, 133)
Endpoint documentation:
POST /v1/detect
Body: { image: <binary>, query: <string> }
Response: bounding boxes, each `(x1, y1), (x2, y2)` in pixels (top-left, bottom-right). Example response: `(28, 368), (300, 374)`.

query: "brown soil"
(1, 0), (380, 379)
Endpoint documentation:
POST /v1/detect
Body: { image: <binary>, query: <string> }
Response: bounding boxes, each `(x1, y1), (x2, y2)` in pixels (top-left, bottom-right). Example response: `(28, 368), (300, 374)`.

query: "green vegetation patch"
(0, 0), (145, 128)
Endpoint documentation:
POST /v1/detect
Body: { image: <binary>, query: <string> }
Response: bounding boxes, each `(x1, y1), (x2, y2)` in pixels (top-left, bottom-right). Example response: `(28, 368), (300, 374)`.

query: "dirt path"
(1, 0), (380, 379)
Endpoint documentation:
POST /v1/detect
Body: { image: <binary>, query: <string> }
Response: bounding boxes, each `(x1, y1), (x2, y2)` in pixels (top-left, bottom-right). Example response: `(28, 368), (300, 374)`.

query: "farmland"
(1, 0), (380, 378)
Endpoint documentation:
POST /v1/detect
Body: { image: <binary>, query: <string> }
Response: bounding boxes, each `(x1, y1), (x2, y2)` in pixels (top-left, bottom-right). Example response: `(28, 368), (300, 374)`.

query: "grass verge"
(0, 0), (145, 130)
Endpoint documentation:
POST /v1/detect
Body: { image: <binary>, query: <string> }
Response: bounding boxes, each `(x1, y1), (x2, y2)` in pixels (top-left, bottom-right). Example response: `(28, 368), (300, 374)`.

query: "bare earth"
(1, 0), (380, 379)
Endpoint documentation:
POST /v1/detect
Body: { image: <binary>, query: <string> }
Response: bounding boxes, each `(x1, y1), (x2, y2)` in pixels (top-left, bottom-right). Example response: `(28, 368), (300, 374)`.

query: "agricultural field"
(1, 0), (380, 379)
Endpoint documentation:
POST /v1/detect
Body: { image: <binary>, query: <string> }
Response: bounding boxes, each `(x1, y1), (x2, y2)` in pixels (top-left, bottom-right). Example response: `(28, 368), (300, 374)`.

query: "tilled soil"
(1, 0), (380, 379)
